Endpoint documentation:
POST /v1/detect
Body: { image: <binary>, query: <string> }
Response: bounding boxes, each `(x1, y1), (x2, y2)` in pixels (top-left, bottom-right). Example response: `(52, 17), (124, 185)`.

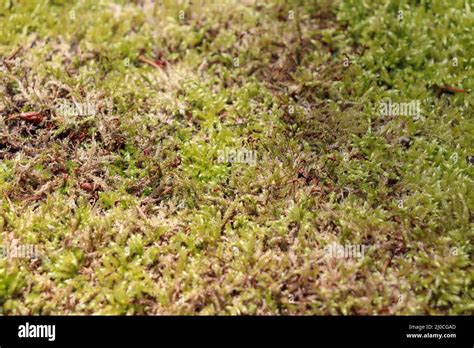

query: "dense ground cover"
(0, 0), (472, 314)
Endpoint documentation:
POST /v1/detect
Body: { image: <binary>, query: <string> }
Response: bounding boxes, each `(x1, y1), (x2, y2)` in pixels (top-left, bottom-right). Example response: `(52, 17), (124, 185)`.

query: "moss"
(0, 0), (472, 315)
